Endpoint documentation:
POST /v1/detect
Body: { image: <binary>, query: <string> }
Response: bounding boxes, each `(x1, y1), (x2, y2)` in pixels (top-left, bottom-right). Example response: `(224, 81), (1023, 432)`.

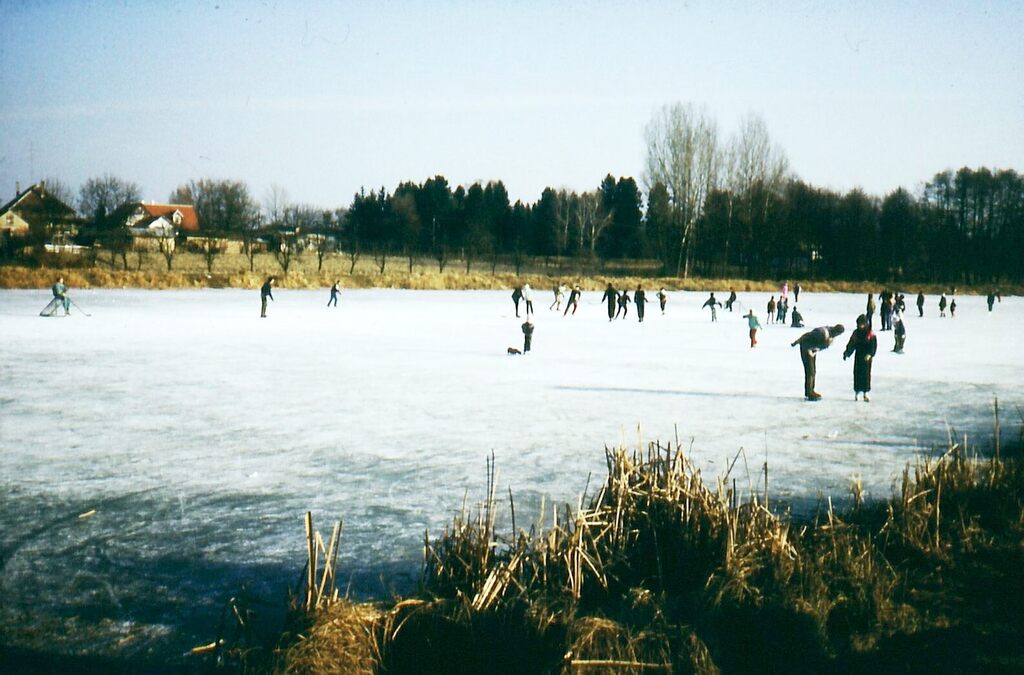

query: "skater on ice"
(987, 292), (996, 312)
(939, 293), (947, 317)
(791, 324), (845, 401)
(657, 287), (668, 315)
(521, 318), (534, 353)
(522, 283), (534, 316)
(916, 291), (925, 317)
(634, 285), (648, 322)
(949, 297), (957, 318)
(511, 285), (523, 317)
(702, 292), (721, 322)
(843, 314), (878, 401)
(746, 309), (762, 348)
(601, 283), (619, 321)
(767, 296), (776, 324)
(563, 284), (581, 316)
(725, 288), (737, 312)
(615, 288), (631, 319)
(550, 283), (567, 311)
(866, 293), (876, 326)
(777, 296), (788, 324)
(260, 276), (275, 318)
(892, 313), (906, 353)
(794, 282), (801, 303)
(40, 276), (72, 316)
(328, 280), (341, 307)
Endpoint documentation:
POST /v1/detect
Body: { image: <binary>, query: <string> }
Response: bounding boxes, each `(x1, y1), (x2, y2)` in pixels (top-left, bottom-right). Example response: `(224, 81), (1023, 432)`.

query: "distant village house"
(0, 181), (80, 253)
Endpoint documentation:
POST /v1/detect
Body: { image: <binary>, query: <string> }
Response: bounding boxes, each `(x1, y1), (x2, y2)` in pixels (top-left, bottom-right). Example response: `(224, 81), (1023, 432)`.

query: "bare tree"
(263, 184), (290, 228)
(643, 103), (721, 277)
(577, 191), (609, 257)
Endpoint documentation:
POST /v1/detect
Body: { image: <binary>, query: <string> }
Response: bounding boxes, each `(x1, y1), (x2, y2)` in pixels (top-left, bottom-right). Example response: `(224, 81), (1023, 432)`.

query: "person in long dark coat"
(634, 285), (648, 322)
(616, 289), (631, 319)
(521, 319), (534, 352)
(916, 291), (925, 317)
(601, 283), (618, 321)
(843, 314), (878, 401)
(511, 286), (523, 317)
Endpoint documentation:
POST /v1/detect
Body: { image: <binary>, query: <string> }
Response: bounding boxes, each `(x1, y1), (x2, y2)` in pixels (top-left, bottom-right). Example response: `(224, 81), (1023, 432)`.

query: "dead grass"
(2, 256), (1017, 294)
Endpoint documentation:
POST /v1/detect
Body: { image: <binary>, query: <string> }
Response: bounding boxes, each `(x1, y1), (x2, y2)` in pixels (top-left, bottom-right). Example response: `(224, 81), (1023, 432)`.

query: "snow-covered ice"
(1, 287), (1020, 661)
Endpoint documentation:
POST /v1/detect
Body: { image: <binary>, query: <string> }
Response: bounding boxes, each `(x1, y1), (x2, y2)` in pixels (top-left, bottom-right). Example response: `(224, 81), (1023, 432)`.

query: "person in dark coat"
(791, 324), (845, 400)
(767, 296), (777, 324)
(702, 292), (722, 321)
(725, 289), (737, 312)
(52, 276), (70, 314)
(563, 285), (581, 316)
(328, 280), (340, 307)
(521, 319), (534, 352)
(511, 286), (523, 317)
(790, 306), (804, 327)
(843, 315), (878, 401)
(865, 293), (876, 326)
(616, 289), (631, 319)
(260, 276), (275, 318)
(892, 312), (906, 353)
(634, 285), (648, 322)
(794, 282), (801, 303)
(916, 291), (925, 317)
(938, 293), (947, 317)
(987, 292), (996, 312)
(950, 297), (957, 318)
(601, 283), (618, 321)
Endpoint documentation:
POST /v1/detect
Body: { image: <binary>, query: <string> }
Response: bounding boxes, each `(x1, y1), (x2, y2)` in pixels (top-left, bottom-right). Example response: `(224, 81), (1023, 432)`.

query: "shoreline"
(1, 264), (1016, 295)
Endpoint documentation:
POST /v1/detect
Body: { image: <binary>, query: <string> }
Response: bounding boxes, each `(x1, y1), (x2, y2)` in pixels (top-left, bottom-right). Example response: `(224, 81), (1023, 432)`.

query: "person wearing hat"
(843, 314), (878, 401)
(521, 318), (534, 353)
(746, 309), (762, 348)
(791, 324), (845, 400)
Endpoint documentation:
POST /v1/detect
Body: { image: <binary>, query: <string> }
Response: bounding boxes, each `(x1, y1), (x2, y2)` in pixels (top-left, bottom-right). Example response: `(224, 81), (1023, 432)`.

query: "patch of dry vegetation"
(264, 415), (1024, 674)
(3, 256), (1016, 295)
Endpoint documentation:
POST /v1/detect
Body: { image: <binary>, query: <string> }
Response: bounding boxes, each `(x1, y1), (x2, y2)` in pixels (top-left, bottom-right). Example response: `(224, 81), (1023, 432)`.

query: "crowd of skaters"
(39, 275), (1007, 403)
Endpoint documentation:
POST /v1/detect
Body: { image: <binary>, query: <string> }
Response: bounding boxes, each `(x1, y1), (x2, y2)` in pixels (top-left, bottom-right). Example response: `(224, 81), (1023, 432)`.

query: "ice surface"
(1, 287), (1020, 662)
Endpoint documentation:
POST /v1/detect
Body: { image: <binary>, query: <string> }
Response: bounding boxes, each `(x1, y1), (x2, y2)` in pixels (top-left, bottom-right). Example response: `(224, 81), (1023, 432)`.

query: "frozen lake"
(1, 287), (1020, 664)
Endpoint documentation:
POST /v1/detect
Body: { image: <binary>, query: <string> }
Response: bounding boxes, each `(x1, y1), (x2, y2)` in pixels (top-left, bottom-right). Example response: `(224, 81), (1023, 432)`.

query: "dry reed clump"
(276, 414), (1023, 673)
(276, 600), (382, 675)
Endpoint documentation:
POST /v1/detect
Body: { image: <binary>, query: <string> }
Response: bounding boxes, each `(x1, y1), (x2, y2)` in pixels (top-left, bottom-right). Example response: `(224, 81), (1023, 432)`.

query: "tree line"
(16, 104), (1024, 283)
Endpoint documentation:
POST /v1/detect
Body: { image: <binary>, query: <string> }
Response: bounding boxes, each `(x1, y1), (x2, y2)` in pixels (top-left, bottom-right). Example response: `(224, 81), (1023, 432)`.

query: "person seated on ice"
(790, 306), (804, 328)
(791, 324), (845, 401)
(702, 292), (721, 322)
(521, 319), (534, 353)
(892, 312), (906, 353)
(616, 288), (631, 319)
(51, 276), (70, 314)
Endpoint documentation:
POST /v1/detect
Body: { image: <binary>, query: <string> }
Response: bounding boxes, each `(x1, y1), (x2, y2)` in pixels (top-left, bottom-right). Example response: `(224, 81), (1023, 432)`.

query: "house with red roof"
(112, 202), (199, 251)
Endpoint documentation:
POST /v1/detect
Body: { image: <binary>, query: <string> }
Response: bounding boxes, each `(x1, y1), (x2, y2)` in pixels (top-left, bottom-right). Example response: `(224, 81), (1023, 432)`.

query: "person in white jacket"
(522, 283), (534, 316)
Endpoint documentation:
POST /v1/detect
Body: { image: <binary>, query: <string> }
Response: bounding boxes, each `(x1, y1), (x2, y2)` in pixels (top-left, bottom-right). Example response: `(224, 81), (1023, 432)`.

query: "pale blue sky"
(2, 1), (1021, 208)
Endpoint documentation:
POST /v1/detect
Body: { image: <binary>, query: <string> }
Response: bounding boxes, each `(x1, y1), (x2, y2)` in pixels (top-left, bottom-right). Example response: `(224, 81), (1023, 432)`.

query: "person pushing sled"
(39, 277), (77, 316)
